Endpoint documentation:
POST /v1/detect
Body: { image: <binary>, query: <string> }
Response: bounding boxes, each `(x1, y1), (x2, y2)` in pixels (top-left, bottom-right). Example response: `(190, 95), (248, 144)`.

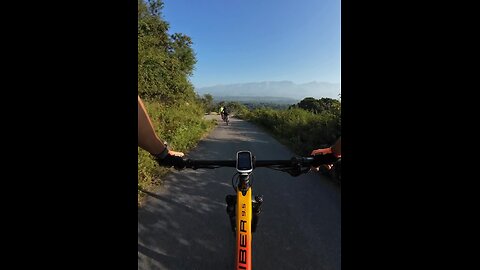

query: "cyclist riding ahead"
(222, 106), (230, 125)
(219, 105), (225, 121)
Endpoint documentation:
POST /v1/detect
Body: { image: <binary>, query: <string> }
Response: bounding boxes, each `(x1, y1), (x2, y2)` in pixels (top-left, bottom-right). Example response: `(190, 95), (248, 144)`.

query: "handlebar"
(157, 151), (339, 177)
(184, 157), (314, 169)
(181, 155), (337, 176)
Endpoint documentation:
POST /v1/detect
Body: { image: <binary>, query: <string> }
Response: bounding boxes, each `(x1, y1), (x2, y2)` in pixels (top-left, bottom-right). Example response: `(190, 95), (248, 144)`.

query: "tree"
(296, 97), (322, 113)
(137, 0), (197, 104)
(170, 33), (196, 76)
(292, 97), (341, 116)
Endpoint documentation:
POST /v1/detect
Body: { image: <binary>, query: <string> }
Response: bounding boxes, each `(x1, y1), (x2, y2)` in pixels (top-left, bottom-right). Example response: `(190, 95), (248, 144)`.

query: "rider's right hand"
(310, 147), (339, 169)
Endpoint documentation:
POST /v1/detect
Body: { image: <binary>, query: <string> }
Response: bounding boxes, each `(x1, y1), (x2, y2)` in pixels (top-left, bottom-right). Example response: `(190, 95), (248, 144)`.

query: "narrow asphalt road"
(138, 116), (341, 270)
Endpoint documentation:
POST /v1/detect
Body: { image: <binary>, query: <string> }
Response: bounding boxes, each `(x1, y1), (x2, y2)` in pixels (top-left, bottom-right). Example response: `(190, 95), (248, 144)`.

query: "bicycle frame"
(236, 184), (252, 269)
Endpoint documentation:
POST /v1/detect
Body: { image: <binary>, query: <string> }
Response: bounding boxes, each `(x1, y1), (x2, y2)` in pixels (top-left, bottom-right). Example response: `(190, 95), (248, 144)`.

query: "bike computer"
(236, 151), (253, 174)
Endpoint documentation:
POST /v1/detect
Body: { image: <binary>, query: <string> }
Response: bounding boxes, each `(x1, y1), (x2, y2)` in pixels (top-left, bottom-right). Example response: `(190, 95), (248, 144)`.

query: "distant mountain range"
(213, 96), (299, 104)
(196, 81), (341, 100)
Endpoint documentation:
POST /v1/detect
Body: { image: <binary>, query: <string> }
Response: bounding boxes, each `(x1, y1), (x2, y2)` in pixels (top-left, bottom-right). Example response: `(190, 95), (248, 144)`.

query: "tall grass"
(138, 99), (215, 204)
(244, 107), (340, 155)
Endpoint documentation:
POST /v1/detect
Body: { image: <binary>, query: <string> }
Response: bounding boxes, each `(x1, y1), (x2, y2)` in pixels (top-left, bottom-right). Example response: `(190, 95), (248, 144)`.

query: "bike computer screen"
(236, 151), (253, 173)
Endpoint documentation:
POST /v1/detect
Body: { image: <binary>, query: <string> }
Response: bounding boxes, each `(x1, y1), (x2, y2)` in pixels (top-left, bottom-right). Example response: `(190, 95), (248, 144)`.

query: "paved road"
(138, 116), (341, 270)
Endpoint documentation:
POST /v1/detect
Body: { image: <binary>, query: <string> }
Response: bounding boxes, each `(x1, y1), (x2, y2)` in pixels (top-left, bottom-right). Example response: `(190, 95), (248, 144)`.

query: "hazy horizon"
(195, 79), (341, 89)
(196, 80), (341, 100)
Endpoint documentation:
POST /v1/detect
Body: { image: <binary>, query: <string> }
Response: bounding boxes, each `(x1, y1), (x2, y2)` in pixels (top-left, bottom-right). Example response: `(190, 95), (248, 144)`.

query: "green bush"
(245, 104), (341, 155)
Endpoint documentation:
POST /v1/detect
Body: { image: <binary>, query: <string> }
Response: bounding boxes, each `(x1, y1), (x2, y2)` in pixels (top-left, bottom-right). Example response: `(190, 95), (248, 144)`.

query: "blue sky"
(162, 0), (340, 88)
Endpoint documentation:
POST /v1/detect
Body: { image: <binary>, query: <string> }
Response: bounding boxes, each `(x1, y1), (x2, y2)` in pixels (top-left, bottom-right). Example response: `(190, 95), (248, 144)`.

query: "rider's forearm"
(138, 96), (166, 155)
